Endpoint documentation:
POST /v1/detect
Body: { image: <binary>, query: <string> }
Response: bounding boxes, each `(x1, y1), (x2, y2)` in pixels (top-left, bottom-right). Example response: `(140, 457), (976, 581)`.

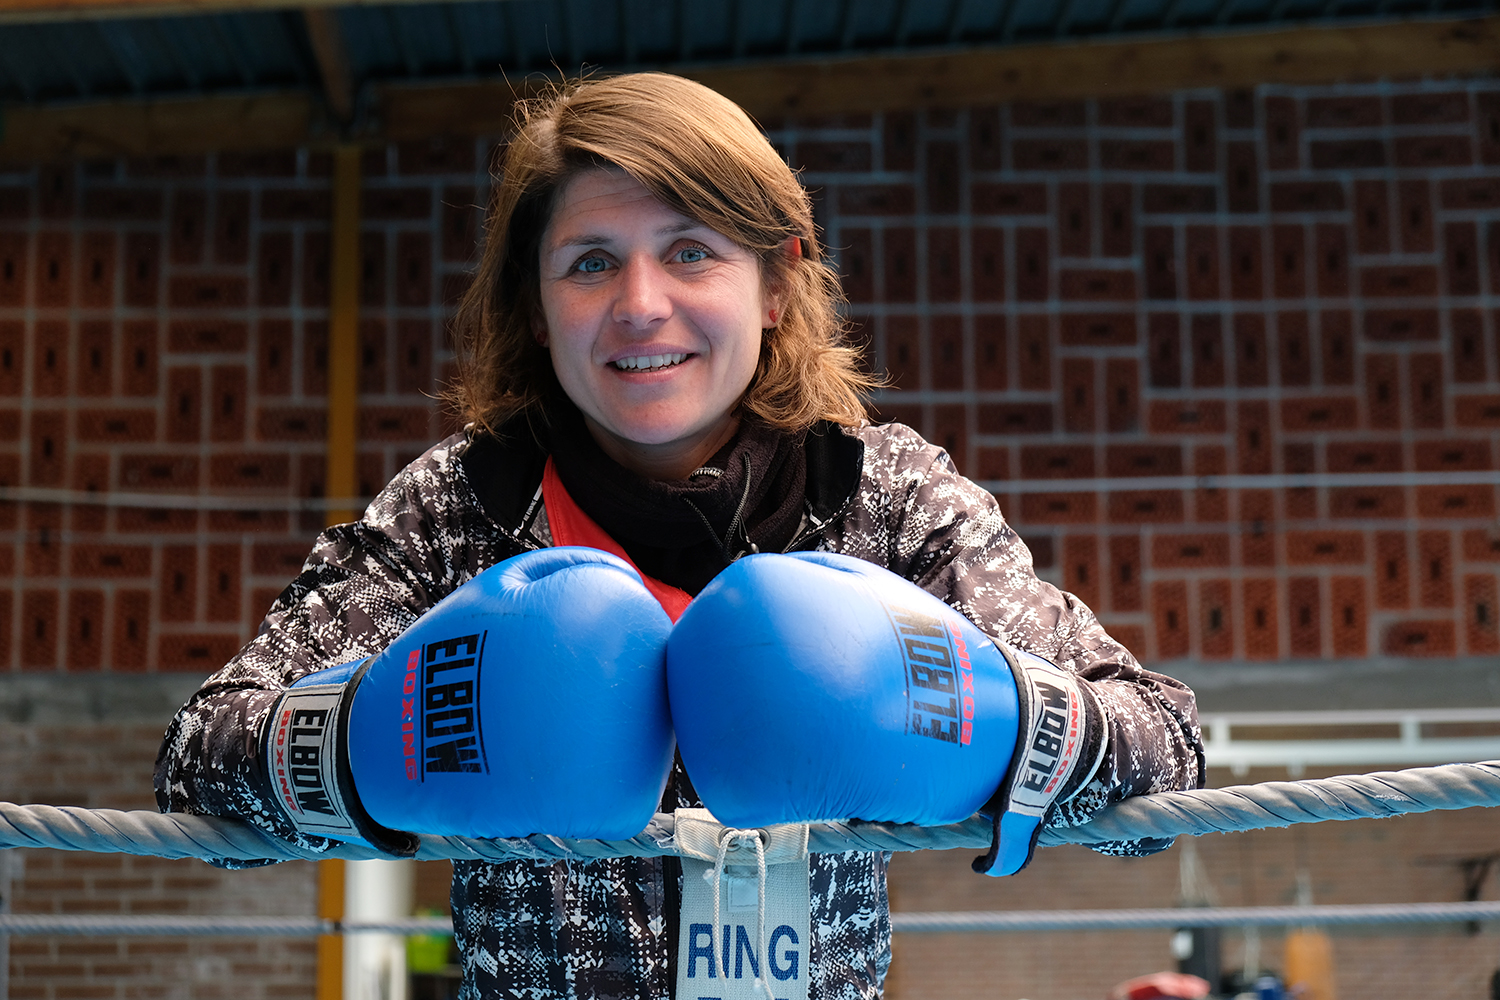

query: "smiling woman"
(153, 71), (1203, 1000)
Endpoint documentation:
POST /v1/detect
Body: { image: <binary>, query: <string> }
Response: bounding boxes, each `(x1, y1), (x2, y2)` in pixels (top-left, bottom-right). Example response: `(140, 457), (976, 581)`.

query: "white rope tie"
(705, 826), (776, 998)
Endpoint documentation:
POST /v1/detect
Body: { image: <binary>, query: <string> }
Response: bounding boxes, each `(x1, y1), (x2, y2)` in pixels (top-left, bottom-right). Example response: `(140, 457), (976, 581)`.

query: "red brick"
(1455, 394), (1500, 427)
(65, 589), (104, 671)
(1106, 490), (1184, 524)
(883, 315), (920, 390)
(395, 231), (433, 307)
(1243, 578), (1279, 659)
(254, 319), (292, 397)
(1450, 310), (1487, 383)
(926, 316), (962, 391)
(1200, 578), (1233, 658)
(76, 320), (112, 396)
(1409, 353), (1444, 428)
(1481, 92), (1500, 164)
(1012, 101), (1085, 127)
(1288, 577), (1321, 657)
(1146, 400), (1225, 435)
(168, 274), (247, 310)
(206, 365), (247, 442)
(884, 228), (917, 302)
(1444, 222), (1481, 296)
(1142, 183), (1215, 214)
(1398, 180), (1435, 252)
(1151, 533), (1230, 568)
(1020, 445), (1094, 479)
(33, 319), (68, 396)
(1263, 96), (1299, 168)
(1330, 577), (1367, 656)
(1014, 228), (1049, 301)
(972, 182), (1046, 215)
(1233, 314), (1268, 387)
(165, 367), (202, 443)
(1109, 535), (1142, 612)
(1225, 142), (1259, 213)
(160, 546), (197, 622)
(1330, 487), (1405, 519)
(1237, 401), (1273, 474)
(1441, 176), (1500, 209)
(969, 107), (1003, 169)
(975, 446), (1009, 481)
(1099, 139), (1173, 171)
(1382, 619), (1457, 656)
(1240, 490), (1275, 566)
(1063, 535), (1100, 609)
(21, 587), (59, 668)
(1144, 227), (1177, 299)
(257, 406), (326, 441)
(1314, 224), (1349, 297)
(1276, 311), (1312, 385)
(1184, 226), (1220, 299)
(1376, 532), (1410, 609)
(1327, 440), (1401, 473)
(838, 185), (915, 216)
(1152, 580), (1189, 659)
(1415, 439), (1490, 471)
(1057, 183), (1090, 256)
(1012, 138), (1087, 172)
(928, 229), (961, 302)
(1418, 530), (1454, 608)
(1319, 311), (1355, 384)
(1191, 314), (1225, 387)
(122, 320), (158, 396)
(1014, 315), (1050, 390)
(1360, 265), (1438, 299)
(1147, 313), (1180, 386)
(1416, 484), (1495, 518)
(1310, 138), (1385, 169)
(1353, 180), (1391, 253)
(1104, 358), (1138, 433)
(1464, 574), (1500, 654)
(169, 190), (205, 263)
(70, 545), (151, 578)
(441, 185), (479, 264)
(0, 232), (25, 306)
(1395, 135), (1472, 168)
(974, 316), (1006, 390)
(34, 230), (71, 307)
(29, 410), (65, 487)
(1227, 227), (1263, 299)
(883, 111), (916, 169)
(301, 231), (330, 307)
(206, 544), (242, 622)
(1055, 358), (1092, 434)
(1193, 445), (1229, 521)
(119, 454), (198, 491)
(1018, 492), (1096, 524)
(117, 506), (197, 533)
(1099, 184), (1133, 256)
(1270, 181), (1345, 213)
(1365, 354), (1401, 428)
(158, 633), (243, 671)
(1058, 269), (1135, 301)
(23, 502), (61, 576)
(1060, 312), (1136, 346)
(1183, 100), (1217, 171)
(359, 230), (388, 307)
(78, 231), (116, 309)
(1105, 444), (1181, 477)
(970, 228), (1004, 301)
(1286, 531), (1364, 564)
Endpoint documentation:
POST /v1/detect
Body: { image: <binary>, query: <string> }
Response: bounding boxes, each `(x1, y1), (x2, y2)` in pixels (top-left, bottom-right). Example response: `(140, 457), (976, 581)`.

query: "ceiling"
(0, 0), (1490, 112)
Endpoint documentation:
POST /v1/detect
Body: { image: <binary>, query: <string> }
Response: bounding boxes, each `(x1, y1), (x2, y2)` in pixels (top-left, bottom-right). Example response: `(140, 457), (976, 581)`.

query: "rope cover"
(2, 761), (1498, 864)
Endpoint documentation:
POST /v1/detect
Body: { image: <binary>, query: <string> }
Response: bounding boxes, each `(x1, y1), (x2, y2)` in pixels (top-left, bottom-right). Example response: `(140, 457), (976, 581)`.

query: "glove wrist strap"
(266, 660), (419, 856)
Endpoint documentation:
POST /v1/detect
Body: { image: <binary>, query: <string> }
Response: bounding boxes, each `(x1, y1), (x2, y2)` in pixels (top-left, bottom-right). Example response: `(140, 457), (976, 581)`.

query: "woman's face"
(537, 168), (775, 480)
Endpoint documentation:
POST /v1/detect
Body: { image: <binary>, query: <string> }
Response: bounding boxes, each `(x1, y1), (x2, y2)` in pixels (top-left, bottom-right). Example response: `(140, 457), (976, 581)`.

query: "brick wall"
(4, 74), (1500, 999)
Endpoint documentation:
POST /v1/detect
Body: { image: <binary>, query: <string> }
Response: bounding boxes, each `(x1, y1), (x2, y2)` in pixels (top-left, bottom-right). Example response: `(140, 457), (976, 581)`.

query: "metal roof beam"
(0, 0), (509, 27)
(302, 6), (354, 122)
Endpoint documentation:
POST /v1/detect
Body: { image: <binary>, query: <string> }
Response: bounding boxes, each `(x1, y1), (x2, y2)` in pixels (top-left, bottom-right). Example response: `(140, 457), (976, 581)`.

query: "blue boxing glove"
(264, 547), (675, 852)
(666, 551), (1105, 877)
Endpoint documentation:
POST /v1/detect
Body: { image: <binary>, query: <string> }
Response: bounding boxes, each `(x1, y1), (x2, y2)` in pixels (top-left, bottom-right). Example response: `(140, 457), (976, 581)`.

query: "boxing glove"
(667, 551), (1105, 877)
(264, 546), (675, 853)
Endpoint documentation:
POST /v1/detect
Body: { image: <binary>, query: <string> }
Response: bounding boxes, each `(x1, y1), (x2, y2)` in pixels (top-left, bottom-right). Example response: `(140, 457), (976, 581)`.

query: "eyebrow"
(548, 220), (710, 251)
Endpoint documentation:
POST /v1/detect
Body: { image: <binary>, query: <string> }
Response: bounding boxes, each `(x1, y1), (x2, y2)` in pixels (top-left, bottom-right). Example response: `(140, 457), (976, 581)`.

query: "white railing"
(1202, 707), (1500, 774)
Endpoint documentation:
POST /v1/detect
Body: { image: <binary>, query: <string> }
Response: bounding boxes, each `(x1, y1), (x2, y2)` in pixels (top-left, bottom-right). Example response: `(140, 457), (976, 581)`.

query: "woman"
(156, 72), (1202, 999)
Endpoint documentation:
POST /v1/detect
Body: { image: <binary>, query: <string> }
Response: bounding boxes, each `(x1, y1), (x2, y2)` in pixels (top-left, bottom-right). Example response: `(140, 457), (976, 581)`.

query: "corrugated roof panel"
(213, 11), (312, 86)
(735, 0), (794, 56)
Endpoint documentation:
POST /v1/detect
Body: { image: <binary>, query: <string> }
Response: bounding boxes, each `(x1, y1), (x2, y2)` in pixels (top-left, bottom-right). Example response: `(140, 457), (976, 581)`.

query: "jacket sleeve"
(848, 424), (1204, 855)
(152, 438), (482, 863)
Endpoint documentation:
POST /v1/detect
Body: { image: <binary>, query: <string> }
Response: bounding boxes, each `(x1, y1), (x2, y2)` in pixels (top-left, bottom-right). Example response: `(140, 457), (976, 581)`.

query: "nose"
(611, 255), (672, 331)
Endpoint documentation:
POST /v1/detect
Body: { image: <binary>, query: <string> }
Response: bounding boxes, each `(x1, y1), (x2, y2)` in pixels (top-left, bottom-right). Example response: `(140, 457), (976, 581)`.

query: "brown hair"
(449, 72), (874, 435)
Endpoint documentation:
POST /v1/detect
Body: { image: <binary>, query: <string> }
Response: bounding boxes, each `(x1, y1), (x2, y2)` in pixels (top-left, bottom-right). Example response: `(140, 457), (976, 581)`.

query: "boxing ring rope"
(3, 760), (1499, 864)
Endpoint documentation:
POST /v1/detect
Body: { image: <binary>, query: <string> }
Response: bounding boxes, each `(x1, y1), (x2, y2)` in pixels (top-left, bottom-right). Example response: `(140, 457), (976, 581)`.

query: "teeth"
(614, 353), (687, 371)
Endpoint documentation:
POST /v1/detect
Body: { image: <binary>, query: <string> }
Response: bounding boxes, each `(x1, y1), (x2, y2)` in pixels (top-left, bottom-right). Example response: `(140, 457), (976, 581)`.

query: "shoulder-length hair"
(449, 72), (874, 435)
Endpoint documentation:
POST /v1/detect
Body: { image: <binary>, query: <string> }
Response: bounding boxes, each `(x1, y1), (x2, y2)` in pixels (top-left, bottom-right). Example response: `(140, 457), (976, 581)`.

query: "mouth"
(611, 353), (689, 372)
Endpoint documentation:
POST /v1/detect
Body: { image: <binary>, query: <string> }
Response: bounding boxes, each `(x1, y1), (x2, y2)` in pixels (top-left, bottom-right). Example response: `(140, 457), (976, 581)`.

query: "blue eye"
(575, 256), (609, 274)
(678, 246), (709, 263)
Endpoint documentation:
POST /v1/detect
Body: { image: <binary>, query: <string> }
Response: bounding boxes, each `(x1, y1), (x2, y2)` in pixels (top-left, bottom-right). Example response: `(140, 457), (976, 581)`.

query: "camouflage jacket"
(154, 419), (1203, 1000)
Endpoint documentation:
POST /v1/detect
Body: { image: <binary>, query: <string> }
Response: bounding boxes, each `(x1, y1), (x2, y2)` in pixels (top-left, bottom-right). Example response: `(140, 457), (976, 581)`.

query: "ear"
(763, 236), (802, 328)
(530, 314), (549, 347)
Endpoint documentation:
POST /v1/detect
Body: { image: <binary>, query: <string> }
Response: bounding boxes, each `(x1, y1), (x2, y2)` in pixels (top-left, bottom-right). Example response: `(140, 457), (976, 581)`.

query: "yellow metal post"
(319, 142), (362, 1000)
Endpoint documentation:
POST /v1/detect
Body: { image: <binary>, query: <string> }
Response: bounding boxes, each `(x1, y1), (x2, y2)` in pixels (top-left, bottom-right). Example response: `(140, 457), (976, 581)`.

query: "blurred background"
(1, 0), (1499, 997)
